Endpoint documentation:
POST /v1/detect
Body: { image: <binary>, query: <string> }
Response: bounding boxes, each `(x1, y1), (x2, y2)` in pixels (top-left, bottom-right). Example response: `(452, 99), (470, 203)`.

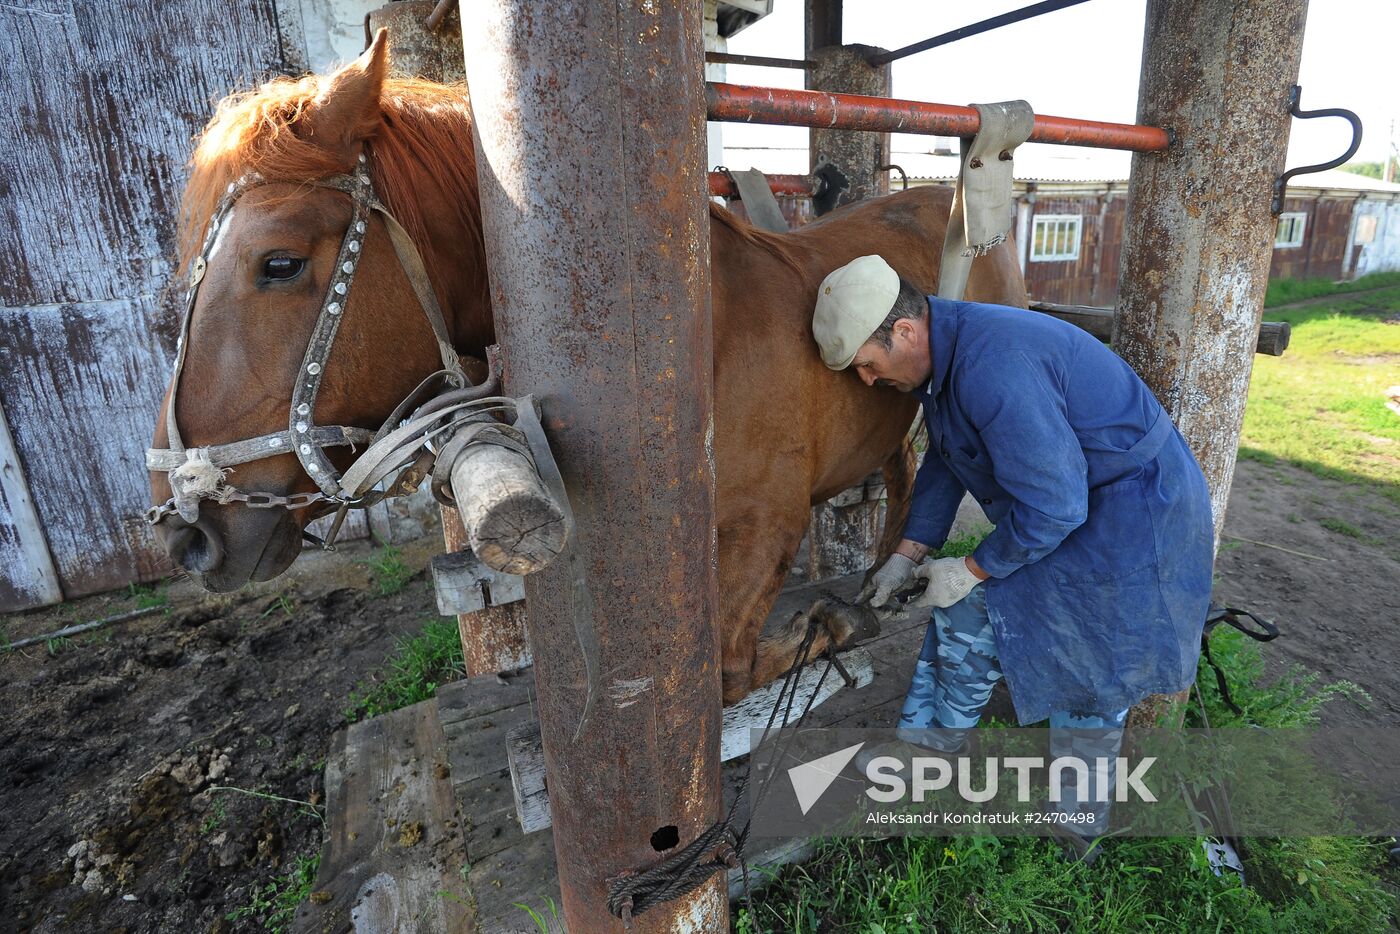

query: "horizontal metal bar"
(708, 171), (816, 197)
(867, 0), (1094, 67)
(704, 51), (813, 70)
(706, 82), (1172, 153)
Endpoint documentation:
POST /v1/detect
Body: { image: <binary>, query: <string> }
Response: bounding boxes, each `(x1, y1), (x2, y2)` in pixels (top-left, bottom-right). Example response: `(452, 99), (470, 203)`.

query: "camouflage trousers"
(897, 584), (1129, 834)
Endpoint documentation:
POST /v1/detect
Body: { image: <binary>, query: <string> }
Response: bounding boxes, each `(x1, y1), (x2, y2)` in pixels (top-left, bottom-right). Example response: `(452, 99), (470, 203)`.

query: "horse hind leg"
(749, 593), (881, 691)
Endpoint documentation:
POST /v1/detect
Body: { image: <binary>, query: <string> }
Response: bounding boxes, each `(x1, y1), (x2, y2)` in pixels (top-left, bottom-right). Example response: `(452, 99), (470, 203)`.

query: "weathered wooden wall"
(0, 2), (290, 610)
(0, 0), (381, 611)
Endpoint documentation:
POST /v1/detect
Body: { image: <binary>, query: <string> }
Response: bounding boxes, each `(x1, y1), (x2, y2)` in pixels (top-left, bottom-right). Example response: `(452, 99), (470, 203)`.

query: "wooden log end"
(470, 492), (568, 575)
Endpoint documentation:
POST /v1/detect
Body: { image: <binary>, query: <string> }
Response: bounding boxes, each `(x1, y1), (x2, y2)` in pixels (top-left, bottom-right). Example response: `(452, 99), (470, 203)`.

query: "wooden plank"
(431, 550), (525, 616)
(443, 506), (533, 676)
(503, 647), (875, 834)
(442, 701), (538, 786)
(0, 396), (62, 611)
(0, 297), (175, 598)
(294, 697), (470, 934)
(467, 826), (562, 933)
(435, 671), (536, 727)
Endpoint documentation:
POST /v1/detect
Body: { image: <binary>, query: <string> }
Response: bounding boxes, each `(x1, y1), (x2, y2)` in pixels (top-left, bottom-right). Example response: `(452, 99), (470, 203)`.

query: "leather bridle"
(146, 151), (512, 546)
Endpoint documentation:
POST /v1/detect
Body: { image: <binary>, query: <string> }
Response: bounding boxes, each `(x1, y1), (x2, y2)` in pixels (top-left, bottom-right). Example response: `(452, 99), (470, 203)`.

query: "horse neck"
(376, 135), (493, 359)
(412, 195), (492, 358)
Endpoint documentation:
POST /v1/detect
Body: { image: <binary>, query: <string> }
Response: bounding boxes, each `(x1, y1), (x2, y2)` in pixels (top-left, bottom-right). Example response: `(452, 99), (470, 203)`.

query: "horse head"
(149, 32), (490, 591)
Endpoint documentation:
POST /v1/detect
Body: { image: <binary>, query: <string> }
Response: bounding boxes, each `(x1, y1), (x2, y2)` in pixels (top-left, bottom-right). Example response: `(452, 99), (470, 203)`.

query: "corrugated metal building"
(719, 144), (1400, 305)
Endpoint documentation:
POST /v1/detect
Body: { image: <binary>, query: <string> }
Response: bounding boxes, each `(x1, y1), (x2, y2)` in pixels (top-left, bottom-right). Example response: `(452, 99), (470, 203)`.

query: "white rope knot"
(169, 448), (229, 523)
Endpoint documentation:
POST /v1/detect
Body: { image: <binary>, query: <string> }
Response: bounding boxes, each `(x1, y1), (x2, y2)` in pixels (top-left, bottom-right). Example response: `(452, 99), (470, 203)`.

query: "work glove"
(909, 557), (981, 609)
(857, 553), (917, 608)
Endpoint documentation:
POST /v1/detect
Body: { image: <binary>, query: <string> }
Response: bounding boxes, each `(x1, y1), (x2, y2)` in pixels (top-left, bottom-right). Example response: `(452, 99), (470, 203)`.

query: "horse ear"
(306, 28), (390, 163)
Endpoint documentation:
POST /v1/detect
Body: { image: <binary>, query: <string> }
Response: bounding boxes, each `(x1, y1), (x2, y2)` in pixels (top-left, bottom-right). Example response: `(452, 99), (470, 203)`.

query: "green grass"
(1263, 271), (1400, 307)
(365, 545), (415, 596)
(930, 527), (992, 560)
(1318, 516), (1367, 540)
(125, 580), (169, 610)
(225, 852), (321, 934)
(1243, 287), (1400, 505)
(733, 629), (1394, 933)
(344, 618), (465, 722)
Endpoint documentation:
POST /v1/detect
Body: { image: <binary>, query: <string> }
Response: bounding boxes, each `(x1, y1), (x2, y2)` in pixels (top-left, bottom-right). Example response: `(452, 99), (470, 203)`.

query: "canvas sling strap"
(936, 100), (1035, 301)
(725, 167), (790, 233)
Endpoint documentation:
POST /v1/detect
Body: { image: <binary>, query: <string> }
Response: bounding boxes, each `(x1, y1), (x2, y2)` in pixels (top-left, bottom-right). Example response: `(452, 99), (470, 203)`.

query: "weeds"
(200, 797), (226, 834)
(225, 852), (321, 934)
(256, 594), (295, 621)
(125, 580), (169, 610)
(1318, 516), (1366, 540)
(366, 545), (414, 596)
(513, 895), (561, 932)
(45, 636), (73, 656)
(931, 526), (993, 559)
(207, 784), (326, 828)
(344, 619), (465, 722)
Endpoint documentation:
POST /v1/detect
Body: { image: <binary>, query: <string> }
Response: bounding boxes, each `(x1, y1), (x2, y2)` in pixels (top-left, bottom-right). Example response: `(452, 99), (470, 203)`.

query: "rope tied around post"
(605, 613), (858, 922)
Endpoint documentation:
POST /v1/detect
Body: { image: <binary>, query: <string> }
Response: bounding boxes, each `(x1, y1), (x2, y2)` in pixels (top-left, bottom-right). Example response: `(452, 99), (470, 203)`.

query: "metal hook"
(879, 163), (909, 191)
(1272, 85), (1363, 215)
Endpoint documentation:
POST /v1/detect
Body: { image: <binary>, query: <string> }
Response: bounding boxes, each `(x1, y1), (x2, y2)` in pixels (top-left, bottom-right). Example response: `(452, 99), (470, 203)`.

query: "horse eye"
(263, 256), (305, 281)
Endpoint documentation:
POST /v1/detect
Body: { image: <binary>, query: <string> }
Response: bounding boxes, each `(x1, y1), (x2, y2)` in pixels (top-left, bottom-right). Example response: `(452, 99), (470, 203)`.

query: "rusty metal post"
(806, 46), (892, 207)
(462, 3), (725, 931)
(366, 1), (465, 82)
(1113, 0), (1308, 723)
(369, 1), (528, 676)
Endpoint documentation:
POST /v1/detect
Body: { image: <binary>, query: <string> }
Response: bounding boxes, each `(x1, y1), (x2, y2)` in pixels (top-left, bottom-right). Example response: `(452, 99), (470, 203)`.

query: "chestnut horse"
(149, 36), (1026, 703)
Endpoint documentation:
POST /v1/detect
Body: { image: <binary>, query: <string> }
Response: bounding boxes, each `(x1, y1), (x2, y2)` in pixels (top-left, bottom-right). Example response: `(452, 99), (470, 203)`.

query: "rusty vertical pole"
(1113, 0), (1308, 722)
(462, 2), (725, 931)
(369, 2), (530, 676)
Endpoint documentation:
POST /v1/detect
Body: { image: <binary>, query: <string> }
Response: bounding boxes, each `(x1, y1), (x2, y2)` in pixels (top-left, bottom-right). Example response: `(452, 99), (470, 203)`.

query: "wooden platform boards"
(304, 571), (1003, 933)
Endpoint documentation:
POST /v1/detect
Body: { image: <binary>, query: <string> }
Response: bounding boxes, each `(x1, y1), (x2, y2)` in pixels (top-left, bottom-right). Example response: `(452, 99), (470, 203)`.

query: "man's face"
(849, 319), (929, 393)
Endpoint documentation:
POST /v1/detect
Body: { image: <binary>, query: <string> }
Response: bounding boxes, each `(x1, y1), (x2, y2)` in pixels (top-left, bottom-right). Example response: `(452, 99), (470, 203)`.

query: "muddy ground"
(1, 457), (1396, 932)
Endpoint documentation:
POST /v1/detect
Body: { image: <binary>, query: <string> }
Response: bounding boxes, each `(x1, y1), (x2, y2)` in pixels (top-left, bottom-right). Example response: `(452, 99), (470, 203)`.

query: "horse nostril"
(167, 519), (226, 573)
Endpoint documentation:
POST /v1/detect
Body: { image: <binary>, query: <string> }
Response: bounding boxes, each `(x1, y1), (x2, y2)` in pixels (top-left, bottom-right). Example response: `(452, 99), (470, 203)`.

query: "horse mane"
(180, 74), (482, 276)
(708, 201), (807, 278)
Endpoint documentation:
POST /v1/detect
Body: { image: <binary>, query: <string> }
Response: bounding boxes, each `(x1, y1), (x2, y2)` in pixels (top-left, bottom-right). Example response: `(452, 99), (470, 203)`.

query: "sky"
(718, 0), (1398, 169)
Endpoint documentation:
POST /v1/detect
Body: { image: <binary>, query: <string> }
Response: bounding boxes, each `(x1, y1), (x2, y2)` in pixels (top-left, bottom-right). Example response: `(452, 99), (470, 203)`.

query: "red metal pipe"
(707, 172), (815, 198)
(706, 82), (1172, 153)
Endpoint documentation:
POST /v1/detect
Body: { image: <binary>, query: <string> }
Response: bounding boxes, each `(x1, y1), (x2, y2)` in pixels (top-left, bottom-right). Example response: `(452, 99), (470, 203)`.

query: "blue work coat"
(905, 296), (1214, 724)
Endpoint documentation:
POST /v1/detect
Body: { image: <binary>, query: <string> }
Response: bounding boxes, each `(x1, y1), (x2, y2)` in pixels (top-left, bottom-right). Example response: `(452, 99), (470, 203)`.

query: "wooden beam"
(1028, 301), (1291, 356)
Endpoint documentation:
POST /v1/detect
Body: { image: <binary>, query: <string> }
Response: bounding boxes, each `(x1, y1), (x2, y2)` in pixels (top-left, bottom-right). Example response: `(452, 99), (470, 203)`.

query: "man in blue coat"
(814, 255), (1215, 851)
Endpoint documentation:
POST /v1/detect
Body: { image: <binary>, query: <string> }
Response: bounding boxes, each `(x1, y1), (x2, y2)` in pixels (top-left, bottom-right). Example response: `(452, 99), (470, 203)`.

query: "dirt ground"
(0, 533), (449, 933)
(1, 456), (1396, 932)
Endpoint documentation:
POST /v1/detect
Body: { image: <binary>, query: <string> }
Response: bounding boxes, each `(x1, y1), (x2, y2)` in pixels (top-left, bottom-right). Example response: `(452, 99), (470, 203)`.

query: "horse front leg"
(716, 504), (809, 705)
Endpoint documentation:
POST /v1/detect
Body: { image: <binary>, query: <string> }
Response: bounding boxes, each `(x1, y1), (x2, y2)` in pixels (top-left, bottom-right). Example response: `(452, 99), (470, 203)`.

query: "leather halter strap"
(147, 152), (466, 525)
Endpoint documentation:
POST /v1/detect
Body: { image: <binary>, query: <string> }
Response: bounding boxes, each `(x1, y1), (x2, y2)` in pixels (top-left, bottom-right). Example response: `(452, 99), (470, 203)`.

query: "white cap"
(811, 255), (900, 370)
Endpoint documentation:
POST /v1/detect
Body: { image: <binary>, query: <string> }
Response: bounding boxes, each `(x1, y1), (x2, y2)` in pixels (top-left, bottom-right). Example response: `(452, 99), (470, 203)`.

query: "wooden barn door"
(0, 2), (297, 611)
